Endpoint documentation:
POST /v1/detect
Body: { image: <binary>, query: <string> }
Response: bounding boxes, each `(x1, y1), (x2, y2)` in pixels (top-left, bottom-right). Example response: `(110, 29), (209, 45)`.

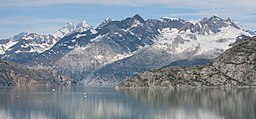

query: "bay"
(0, 87), (255, 119)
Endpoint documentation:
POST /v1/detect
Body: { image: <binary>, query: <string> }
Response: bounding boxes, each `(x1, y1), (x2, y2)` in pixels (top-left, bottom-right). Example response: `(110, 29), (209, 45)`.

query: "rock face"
(116, 37), (256, 88)
(0, 61), (70, 86)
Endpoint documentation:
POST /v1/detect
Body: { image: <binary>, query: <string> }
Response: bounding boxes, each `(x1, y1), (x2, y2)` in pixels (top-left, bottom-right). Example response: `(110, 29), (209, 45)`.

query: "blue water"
(0, 86), (255, 119)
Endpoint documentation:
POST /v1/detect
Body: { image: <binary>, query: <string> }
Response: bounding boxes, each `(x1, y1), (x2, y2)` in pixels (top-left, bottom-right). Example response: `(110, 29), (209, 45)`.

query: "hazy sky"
(0, 0), (255, 38)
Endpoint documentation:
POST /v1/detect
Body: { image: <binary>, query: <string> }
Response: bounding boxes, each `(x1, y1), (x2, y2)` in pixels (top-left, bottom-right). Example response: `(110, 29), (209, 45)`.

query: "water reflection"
(0, 87), (135, 119)
(0, 87), (255, 119)
(118, 88), (256, 119)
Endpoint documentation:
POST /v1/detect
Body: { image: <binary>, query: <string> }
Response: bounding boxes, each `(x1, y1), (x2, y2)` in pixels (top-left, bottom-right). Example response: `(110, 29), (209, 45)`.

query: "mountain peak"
(226, 17), (233, 22)
(104, 18), (112, 22)
(11, 32), (28, 41)
(66, 22), (74, 26)
(75, 20), (92, 32)
(132, 14), (145, 23)
(199, 15), (234, 26)
(211, 15), (220, 18)
(54, 20), (92, 37)
(207, 15), (225, 23)
(77, 20), (92, 28)
(97, 18), (113, 29)
(53, 23), (75, 38)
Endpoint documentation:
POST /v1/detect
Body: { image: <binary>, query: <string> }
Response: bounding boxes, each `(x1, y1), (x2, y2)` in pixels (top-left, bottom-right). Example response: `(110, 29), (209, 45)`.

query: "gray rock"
(0, 61), (71, 86)
(116, 37), (256, 88)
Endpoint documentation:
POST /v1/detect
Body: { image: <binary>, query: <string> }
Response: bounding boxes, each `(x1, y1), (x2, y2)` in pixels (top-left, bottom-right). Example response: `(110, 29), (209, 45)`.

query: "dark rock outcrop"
(116, 37), (256, 88)
(0, 61), (70, 86)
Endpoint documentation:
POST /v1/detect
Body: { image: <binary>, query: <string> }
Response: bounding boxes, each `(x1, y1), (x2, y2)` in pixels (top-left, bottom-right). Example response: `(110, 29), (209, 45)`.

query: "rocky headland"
(116, 37), (256, 88)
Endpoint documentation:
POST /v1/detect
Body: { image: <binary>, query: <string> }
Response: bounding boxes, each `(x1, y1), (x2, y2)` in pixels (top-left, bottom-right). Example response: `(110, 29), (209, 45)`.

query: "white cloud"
(0, 0), (256, 9)
(0, 16), (71, 25)
(1, 0), (256, 21)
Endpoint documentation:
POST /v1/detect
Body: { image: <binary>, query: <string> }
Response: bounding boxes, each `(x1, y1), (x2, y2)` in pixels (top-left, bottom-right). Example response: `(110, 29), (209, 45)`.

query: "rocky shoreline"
(0, 61), (71, 86)
(116, 37), (256, 88)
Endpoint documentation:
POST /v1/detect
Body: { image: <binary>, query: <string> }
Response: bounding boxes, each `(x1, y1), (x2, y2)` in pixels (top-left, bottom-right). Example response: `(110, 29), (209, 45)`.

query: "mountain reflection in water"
(0, 87), (255, 119)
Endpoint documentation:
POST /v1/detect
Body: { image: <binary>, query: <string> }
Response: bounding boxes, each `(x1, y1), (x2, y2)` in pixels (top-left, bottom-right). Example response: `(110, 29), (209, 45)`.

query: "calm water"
(0, 87), (255, 119)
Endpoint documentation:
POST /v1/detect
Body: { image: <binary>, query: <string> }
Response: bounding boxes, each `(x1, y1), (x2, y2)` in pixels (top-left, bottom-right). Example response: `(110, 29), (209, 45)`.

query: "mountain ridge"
(0, 33), (60, 63)
(31, 15), (254, 84)
(0, 14), (254, 85)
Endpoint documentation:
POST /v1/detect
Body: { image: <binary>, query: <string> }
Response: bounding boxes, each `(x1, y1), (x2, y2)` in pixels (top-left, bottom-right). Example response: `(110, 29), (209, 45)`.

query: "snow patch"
(90, 35), (104, 42)
(95, 55), (104, 60)
(0, 40), (18, 55)
(131, 20), (142, 28)
(79, 20), (91, 28)
(112, 53), (133, 62)
(73, 34), (87, 39)
(14, 50), (22, 54)
(74, 45), (90, 52)
(155, 26), (252, 55)
(161, 17), (179, 21)
(68, 46), (75, 49)
(54, 20), (92, 37)
(90, 29), (98, 34)
(22, 36), (33, 40)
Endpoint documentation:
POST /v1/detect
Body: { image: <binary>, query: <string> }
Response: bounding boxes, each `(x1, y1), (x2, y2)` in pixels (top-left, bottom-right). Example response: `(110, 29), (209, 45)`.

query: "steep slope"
(0, 33), (60, 63)
(0, 60), (70, 86)
(116, 37), (256, 88)
(29, 15), (253, 85)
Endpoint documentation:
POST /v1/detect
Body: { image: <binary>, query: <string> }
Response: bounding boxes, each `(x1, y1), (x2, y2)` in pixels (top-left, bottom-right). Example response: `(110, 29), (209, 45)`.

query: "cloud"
(1, 0), (256, 21)
(0, 16), (72, 25)
(0, 0), (256, 9)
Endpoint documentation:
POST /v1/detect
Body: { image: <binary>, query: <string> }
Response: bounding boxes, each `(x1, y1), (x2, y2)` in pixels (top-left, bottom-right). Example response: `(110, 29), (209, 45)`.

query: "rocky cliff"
(0, 61), (70, 86)
(116, 36), (256, 88)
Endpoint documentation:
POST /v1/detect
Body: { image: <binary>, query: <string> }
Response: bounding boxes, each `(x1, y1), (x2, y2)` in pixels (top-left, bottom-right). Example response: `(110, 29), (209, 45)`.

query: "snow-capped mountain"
(27, 15), (254, 85)
(0, 33), (60, 63)
(0, 32), (28, 55)
(53, 20), (92, 38)
(30, 15), (154, 81)
(85, 16), (252, 85)
(0, 39), (18, 55)
(0, 20), (93, 63)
